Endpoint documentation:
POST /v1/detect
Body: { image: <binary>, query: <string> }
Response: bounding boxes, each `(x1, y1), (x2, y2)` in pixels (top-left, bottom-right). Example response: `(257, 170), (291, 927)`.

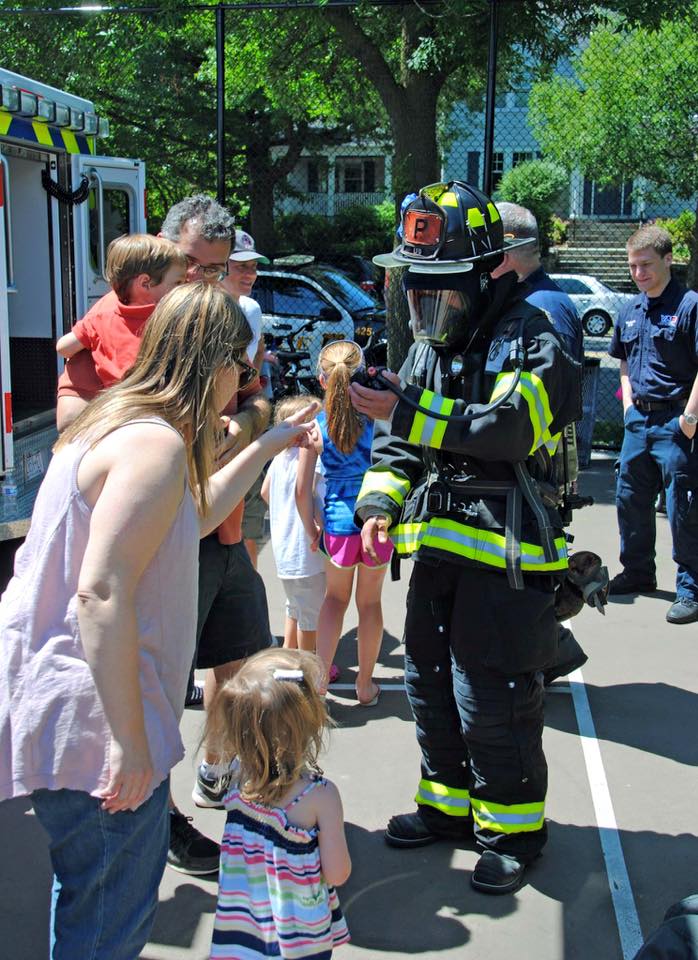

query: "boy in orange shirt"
(56, 234), (187, 386)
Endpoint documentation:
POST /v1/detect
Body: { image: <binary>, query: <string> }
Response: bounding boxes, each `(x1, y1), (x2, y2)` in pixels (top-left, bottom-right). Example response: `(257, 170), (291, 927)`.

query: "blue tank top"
(317, 410), (373, 535)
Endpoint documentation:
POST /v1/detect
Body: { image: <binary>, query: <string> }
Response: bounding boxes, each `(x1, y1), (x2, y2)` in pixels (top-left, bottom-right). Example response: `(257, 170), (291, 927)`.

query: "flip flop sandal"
(357, 683), (380, 707)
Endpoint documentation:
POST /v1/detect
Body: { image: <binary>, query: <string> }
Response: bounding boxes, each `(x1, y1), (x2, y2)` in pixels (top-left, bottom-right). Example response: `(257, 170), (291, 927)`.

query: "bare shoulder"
(99, 421), (185, 466)
(312, 777), (343, 817)
(79, 420), (186, 501)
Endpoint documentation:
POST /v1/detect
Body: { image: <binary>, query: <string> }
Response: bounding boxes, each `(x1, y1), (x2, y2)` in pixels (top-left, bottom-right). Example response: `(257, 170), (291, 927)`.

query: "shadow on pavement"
(578, 459), (617, 508)
(4, 792), (698, 958)
(146, 881), (217, 954)
(545, 681), (698, 766)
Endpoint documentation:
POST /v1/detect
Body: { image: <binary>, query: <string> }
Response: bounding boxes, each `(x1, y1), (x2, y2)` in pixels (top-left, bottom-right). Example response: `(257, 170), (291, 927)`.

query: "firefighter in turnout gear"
(351, 181), (583, 894)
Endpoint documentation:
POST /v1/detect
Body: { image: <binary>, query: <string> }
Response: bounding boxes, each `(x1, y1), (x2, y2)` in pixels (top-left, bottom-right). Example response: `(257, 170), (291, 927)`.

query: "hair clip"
(273, 669), (304, 684)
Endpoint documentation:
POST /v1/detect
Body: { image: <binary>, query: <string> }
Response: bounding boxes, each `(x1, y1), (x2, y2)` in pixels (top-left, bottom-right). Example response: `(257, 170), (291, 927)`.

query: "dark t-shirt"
(608, 277), (698, 402)
(523, 266), (584, 362)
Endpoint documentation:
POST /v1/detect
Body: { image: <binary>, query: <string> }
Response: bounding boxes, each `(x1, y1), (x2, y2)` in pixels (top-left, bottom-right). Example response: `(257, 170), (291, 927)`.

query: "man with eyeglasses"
(55, 195), (273, 879)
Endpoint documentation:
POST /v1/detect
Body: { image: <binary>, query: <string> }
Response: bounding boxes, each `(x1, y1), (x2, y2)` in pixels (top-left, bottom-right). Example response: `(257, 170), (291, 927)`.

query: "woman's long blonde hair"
(55, 282), (251, 512)
(205, 647), (329, 806)
(318, 339), (364, 454)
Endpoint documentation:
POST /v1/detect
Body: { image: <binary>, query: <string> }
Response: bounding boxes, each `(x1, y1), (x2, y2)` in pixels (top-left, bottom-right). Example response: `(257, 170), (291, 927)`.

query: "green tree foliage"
(275, 201), (394, 257)
(321, 0), (677, 204)
(496, 159), (568, 252)
(529, 6), (698, 285)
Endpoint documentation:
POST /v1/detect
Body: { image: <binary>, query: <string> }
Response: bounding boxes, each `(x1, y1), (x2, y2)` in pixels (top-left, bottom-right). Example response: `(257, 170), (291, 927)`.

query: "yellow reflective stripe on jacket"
(357, 467), (411, 508)
(390, 517), (568, 571)
(415, 778), (471, 817)
(470, 797), (545, 834)
(407, 389), (456, 449)
(491, 371), (554, 456)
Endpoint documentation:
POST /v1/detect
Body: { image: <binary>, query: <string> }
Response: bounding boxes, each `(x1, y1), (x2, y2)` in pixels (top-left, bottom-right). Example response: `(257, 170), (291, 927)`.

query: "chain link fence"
(3, 0), (696, 450)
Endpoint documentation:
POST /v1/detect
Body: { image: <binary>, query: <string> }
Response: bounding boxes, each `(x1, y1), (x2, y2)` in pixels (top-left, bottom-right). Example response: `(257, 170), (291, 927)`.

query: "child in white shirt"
(262, 396), (326, 652)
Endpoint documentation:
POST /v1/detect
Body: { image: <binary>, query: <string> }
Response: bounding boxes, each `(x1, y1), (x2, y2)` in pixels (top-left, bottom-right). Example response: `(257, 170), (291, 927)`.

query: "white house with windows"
(275, 86), (690, 222)
(275, 146), (392, 218)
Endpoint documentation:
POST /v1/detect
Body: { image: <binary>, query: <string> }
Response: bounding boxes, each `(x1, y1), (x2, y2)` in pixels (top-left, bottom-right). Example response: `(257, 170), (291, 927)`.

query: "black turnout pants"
(403, 557), (557, 862)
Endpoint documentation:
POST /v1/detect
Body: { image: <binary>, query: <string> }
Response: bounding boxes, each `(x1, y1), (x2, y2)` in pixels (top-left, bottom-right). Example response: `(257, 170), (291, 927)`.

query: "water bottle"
(0, 469), (19, 521)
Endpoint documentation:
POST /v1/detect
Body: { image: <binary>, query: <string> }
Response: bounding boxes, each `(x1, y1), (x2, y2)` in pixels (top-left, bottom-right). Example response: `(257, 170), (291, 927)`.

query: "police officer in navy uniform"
(608, 224), (698, 624)
(350, 181), (581, 894)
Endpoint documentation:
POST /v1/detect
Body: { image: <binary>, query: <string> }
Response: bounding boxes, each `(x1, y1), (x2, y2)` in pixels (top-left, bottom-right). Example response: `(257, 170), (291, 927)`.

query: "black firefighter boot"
(385, 805), (473, 849)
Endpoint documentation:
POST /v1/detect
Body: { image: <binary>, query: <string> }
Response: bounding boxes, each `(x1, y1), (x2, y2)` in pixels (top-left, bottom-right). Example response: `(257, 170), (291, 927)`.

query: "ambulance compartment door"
(72, 155), (146, 316)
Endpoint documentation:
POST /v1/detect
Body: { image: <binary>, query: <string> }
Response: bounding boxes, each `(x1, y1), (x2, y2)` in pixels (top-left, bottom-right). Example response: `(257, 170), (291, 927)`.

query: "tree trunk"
(246, 155), (277, 258)
(390, 83), (441, 203)
(689, 198), (698, 291)
(385, 267), (413, 373)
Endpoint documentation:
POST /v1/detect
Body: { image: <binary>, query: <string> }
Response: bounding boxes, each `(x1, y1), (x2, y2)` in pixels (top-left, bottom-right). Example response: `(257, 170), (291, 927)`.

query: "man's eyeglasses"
(235, 355), (258, 389)
(185, 255), (228, 282)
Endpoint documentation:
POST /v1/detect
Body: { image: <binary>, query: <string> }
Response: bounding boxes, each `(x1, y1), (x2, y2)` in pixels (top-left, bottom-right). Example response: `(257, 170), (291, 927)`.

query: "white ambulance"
(0, 67), (146, 540)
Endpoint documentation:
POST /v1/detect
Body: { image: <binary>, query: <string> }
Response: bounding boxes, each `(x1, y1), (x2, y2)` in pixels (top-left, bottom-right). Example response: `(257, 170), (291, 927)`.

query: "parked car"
(310, 254), (385, 301)
(254, 265), (387, 373)
(550, 273), (634, 336)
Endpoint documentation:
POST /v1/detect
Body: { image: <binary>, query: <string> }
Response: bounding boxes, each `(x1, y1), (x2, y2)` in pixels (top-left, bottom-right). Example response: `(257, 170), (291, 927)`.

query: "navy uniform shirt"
(522, 266), (584, 362)
(609, 277), (698, 403)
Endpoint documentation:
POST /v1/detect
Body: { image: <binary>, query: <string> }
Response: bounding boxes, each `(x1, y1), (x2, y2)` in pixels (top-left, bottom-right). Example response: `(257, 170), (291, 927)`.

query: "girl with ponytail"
(296, 340), (392, 704)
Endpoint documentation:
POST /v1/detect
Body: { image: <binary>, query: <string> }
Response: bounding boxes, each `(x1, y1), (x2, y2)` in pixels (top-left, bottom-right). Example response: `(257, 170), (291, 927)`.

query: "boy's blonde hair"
(105, 234), (187, 303)
(55, 282), (252, 513)
(274, 394), (321, 426)
(205, 647), (329, 806)
(318, 339), (364, 454)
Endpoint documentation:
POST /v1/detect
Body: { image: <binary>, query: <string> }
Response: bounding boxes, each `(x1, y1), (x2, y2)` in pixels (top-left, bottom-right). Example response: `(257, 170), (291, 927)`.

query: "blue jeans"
(31, 777), (169, 960)
(617, 406), (698, 599)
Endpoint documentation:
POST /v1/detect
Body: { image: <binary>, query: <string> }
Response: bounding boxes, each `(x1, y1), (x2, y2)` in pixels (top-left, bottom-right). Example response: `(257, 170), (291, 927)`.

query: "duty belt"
(633, 395), (688, 413)
(425, 465), (560, 590)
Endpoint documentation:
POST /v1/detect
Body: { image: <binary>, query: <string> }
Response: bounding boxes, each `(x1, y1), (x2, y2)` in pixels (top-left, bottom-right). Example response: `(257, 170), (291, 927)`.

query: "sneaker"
(666, 597), (698, 624)
(192, 764), (232, 810)
(608, 571), (657, 596)
(167, 809), (220, 876)
(184, 683), (204, 708)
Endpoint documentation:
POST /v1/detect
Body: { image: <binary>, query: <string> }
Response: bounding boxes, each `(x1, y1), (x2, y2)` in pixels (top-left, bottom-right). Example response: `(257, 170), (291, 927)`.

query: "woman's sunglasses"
(235, 355), (258, 389)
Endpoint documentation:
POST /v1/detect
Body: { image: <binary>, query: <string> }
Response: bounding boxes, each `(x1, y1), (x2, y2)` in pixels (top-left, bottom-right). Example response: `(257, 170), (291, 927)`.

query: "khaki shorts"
(242, 473), (269, 543)
(281, 573), (326, 631)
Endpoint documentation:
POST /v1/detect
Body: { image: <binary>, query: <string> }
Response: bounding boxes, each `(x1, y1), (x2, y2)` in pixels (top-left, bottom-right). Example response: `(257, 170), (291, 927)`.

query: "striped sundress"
(211, 776), (350, 959)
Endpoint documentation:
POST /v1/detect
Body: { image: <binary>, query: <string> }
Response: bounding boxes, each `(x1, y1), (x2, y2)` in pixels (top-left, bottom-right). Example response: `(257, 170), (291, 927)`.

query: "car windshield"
(302, 266), (379, 312)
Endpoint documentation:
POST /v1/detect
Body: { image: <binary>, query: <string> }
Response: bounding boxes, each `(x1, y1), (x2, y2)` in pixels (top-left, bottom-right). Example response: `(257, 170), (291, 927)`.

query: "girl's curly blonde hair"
(204, 647), (330, 806)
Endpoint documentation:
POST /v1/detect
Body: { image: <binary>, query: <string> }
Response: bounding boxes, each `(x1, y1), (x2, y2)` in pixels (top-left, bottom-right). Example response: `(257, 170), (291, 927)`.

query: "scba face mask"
(403, 268), (491, 346)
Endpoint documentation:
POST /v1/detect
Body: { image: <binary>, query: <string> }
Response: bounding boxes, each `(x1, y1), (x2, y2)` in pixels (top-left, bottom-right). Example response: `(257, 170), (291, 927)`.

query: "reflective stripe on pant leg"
(415, 778), (471, 817)
(453, 667), (548, 861)
(404, 562), (470, 817)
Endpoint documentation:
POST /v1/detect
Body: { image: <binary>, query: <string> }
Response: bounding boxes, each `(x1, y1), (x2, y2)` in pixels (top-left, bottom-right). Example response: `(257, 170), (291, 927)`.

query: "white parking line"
(330, 666), (641, 953)
(569, 666), (644, 959)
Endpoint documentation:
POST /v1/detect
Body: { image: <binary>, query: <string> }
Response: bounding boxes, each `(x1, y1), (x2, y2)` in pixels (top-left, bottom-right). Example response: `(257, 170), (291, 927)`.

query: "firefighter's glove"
(555, 550), (609, 621)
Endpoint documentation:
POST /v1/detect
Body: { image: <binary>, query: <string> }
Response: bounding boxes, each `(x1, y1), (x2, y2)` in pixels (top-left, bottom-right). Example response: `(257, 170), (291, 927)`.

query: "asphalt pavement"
(2, 455), (696, 960)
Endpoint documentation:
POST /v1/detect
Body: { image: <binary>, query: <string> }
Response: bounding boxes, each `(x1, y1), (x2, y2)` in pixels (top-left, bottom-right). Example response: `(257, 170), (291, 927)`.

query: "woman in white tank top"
(0, 282), (315, 960)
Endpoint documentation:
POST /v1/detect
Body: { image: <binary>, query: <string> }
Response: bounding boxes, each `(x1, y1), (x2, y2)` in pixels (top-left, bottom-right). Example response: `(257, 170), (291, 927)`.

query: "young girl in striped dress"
(206, 647), (351, 960)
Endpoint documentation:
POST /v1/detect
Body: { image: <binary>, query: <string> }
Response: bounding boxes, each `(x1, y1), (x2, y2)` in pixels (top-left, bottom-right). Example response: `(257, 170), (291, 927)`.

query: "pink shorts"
(320, 531), (393, 569)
